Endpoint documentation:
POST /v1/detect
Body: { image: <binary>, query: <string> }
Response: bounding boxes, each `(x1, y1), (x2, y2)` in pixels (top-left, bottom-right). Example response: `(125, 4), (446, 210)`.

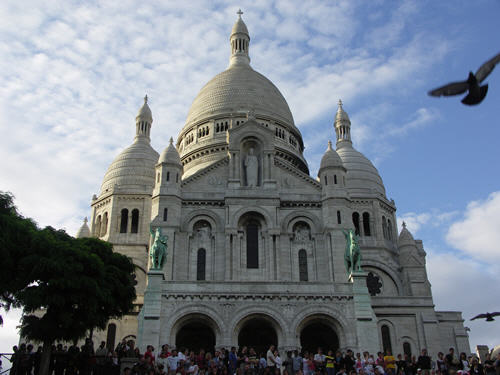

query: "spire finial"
(338, 99), (343, 108)
(237, 9), (243, 18)
(144, 94), (148, 104)
(169, 137), (173, 145)
(327, 140), (332, 150)
(84, 217), (88, 224)
(402, 221), (407, 229)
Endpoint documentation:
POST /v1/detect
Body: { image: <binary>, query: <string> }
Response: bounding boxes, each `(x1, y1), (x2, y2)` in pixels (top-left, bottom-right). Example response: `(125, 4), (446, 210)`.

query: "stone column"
(349, 271), (379, 354)
(138, 270), (164, 352)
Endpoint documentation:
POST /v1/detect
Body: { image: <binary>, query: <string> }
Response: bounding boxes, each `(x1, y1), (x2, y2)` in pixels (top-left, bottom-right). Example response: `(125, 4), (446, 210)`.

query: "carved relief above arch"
(362, 261), (403, 296)
(181, 209), (224, 233)
(230, 206), (273, 229)
(282, 211), (323, 235)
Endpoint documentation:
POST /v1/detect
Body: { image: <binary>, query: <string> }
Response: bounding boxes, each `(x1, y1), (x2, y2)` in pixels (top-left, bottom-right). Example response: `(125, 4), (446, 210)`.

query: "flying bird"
(428, 52), (500, 105)
(470, 312), (500, 321)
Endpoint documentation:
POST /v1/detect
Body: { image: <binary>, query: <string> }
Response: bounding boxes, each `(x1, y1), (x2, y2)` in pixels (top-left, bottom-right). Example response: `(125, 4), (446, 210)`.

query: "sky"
(1, 0), (500, 358)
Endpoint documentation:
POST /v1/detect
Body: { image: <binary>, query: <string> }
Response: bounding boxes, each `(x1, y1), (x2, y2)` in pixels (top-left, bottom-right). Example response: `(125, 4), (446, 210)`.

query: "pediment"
(275, 159), (321, 193)
(181, 157), (229, 191)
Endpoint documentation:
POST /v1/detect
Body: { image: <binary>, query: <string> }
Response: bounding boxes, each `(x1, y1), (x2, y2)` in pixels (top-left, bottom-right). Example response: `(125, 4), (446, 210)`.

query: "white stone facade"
(79, 13), (470, 356)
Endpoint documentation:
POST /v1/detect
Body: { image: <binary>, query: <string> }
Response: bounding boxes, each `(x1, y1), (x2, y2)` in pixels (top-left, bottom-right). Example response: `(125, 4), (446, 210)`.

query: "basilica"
(76, 12), (470, 355)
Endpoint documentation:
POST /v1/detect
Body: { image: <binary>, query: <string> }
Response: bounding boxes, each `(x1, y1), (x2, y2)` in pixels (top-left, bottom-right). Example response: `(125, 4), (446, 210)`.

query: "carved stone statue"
(294, 225), (310, 242)
(342, 228), (362, 274)
(149, 224), (168, 270)
(244, 148), (258, 187)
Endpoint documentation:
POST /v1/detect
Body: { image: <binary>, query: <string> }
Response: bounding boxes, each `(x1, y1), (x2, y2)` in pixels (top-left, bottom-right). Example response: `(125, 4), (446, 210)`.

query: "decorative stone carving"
(149, 225), (168, 270)
(294, 224), (311, 242)
(366, 272), (382, 296)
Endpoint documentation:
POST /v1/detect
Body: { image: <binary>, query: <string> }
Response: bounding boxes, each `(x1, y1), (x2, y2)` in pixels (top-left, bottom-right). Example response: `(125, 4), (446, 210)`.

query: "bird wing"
(475, 52), (500, 82)
(490, 312), (500, 317)
(428, 81), (469, 97)
(470, 313), (488, 320)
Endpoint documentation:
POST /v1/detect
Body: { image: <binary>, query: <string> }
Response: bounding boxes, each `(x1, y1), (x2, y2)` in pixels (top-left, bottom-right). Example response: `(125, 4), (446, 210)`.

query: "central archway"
(237, 316), (278, 355)
(300, 321), (339, 353)
(176, 321), (216, 353)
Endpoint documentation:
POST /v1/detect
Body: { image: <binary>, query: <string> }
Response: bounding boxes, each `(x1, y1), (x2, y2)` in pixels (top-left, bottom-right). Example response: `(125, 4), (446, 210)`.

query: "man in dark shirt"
(396, 354), (407, 375)
(343, 350), (355, 373)
(445, 348), (459, 373)
(417, 349), (431, 375)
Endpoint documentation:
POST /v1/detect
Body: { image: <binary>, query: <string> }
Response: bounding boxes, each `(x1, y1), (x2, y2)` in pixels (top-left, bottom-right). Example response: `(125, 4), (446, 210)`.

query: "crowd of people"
(7, 340), (500, 375)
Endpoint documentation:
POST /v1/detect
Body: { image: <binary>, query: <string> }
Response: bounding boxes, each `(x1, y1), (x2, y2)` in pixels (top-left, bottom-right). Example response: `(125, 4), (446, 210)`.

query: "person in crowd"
(267, 346), (276, 370)
(325, 350), (335, 375)
(314, 348), (325, 375)
(458, 353), (469, 373)
(417, 349), (431, 375)
(274, 350), (282, 373)
(396, 354), (407, 375)
(384, 350), (396, 375)
(293, 350), (303, 375)
(230, 347), (239, 374)
(470, 357), (484, 375)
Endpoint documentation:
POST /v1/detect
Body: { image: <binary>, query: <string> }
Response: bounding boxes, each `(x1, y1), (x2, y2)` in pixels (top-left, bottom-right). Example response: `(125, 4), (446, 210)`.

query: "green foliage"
(0, 191), (136, 343)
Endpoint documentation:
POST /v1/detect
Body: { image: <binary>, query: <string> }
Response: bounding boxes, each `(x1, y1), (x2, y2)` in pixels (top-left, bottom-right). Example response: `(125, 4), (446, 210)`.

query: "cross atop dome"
(144, 94), (148, 104)
(230, 9), (250, 67)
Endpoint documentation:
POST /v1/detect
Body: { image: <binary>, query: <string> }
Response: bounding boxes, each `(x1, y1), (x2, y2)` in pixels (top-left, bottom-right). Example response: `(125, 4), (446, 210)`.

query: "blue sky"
(1, 0), (499, 356)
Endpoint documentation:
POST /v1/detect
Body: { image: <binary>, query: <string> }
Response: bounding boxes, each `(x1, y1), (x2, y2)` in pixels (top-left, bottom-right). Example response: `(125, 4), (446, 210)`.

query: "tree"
(0, 192), (137, 375)
(0, 191), (39, 325)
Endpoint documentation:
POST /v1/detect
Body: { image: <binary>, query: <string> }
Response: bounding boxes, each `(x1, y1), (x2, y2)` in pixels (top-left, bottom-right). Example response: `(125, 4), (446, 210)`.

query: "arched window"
(157, 172), (160, 183)
(337, 210), (342, 224)
(246, 221), (259, 269)
(324, 175), (328, 185)
(352, 212), (360, 235)
(403, 342), (412, 357)
(197, 248), (206, 281)
(176, 173), (179, 183)
(120, 209), (128, 233)
(101, 212), (108, 236)
(106, 323), (117, 351)
(166, 171), (170, 181)
(163, 208), (168, 222)
(387, 219), (393, 240)
(298, 249), (308, 281)
(131, 209), (139, 233)
(381, 325), (392, 353)
(363, 212), (371, 236)
(334, 175), (337, 184)
(382, 216), (388, 239)
(95, 215), (102, 237)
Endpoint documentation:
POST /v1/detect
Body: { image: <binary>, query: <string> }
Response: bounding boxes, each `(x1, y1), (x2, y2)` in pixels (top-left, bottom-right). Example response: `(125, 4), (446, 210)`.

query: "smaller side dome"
(398, 222), (416, 247)
(159, 137), (181, 165)
(319, 140), (343, 172)
(76, 217), (91, 238)
(136, 95), (152, 123)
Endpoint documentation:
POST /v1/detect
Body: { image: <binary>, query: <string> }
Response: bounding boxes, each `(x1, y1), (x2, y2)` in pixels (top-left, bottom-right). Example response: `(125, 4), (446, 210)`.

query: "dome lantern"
(229, 9), (250, 67)
(136, 95), (153, 141)
(76, 217), (91, 238)
(335, 99), (352, 148)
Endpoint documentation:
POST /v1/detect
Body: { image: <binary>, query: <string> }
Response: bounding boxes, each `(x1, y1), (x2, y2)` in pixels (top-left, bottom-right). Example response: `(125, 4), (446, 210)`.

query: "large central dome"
(177, 12), (307, 178)
(185, 64), (295, 127)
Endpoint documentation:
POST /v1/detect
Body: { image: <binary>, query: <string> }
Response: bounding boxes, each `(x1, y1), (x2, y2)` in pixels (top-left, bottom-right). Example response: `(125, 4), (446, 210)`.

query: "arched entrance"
(238, 316), (278, 355)
(300, 321), (339, 353)
(176, 321), (216, 352)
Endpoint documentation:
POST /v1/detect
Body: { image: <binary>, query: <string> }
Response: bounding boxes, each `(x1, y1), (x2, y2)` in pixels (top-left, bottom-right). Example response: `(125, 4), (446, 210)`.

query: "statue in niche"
(197, 224), (211, 242)
(294, 225), (310, 242)
(244, 148), (258, 187)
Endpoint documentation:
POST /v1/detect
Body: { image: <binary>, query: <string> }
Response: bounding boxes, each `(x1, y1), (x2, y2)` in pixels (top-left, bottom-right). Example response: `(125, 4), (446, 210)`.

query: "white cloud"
(446, 191), (500, 259)
(427, 251), (500, 351)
